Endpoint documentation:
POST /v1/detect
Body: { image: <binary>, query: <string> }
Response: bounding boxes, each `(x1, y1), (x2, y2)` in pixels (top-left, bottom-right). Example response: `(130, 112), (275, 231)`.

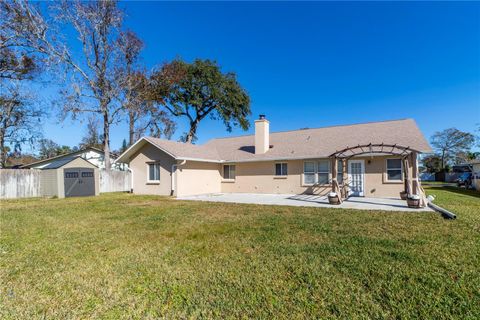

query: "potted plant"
(407, 194), (421, 208)
(400, 191), (408, 200)
(328, 192), (341, 205)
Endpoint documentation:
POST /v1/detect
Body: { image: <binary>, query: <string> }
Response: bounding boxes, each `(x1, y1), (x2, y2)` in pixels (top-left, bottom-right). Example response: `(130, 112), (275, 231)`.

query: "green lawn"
(0, 187), (479, 319)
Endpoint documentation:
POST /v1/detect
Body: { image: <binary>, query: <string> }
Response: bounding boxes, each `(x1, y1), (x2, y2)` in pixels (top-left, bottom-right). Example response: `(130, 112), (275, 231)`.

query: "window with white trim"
(148, 162), (160, 182)
(223, 165), (236, 180)
(304, 161), (316, 184)
(386, 159), (402, 181)
(317, 160), (330, 184)
(337, 160), (344, 184)
(275, 163), (288, 176)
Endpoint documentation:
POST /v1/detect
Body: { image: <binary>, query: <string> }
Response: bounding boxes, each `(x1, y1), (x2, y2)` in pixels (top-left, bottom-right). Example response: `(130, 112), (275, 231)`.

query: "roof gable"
(116, 119), (432, 164)
(21, 147), (110, 168)
(40, 156), (98, 169)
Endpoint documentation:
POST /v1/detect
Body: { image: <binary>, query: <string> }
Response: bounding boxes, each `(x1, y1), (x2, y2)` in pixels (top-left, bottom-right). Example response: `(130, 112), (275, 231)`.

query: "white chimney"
(255, 114), (269, 154)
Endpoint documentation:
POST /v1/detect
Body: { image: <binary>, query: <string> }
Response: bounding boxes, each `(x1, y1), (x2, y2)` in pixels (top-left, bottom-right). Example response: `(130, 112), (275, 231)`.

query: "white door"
(348, 160), (365, 197)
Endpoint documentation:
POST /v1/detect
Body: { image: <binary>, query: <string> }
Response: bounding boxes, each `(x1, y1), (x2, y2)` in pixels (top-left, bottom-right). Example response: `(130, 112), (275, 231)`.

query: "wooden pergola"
(328, 143), (426, 207)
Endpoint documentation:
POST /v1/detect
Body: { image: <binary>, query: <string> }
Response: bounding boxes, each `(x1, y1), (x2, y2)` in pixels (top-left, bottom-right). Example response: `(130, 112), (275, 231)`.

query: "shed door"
(64, 168), (95, 197)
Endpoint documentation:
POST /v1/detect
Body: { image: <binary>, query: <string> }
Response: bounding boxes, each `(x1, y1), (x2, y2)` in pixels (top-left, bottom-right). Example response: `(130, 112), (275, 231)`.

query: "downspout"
(127, 167), (133, 193)
(428, 201), (457, 219)
(171, 160), (187, 196)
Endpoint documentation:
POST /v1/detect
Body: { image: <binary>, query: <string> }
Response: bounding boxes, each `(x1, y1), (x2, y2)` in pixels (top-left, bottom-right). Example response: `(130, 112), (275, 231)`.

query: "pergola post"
(411, 152), (419, 196)
(331, 156), (342, 203)
(342, 158), (348, 198)
(402, 157), (410, 196)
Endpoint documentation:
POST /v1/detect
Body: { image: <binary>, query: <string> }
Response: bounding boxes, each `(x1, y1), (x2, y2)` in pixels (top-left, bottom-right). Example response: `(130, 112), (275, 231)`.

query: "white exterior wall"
(473, 163), (480, 191)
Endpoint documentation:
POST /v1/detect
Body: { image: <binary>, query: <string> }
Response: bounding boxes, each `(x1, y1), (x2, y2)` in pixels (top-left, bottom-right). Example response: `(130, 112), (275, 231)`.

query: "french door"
(348, 160), (365, 197)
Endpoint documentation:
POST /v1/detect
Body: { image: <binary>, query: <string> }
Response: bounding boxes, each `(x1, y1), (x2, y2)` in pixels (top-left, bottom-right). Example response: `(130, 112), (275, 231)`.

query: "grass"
(421, 181), (457, 186)
(0, 187), (479, 319)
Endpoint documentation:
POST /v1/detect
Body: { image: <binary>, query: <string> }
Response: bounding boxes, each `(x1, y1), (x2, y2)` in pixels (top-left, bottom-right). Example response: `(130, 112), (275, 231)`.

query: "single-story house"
(22, 147), (128, 171)
(116, 117), (432, 200)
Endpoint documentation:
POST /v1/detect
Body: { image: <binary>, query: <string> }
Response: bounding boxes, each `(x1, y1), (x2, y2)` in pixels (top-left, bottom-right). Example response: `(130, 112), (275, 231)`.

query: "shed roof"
(21, 147), (114, 169)
(40, 156), (97, 169)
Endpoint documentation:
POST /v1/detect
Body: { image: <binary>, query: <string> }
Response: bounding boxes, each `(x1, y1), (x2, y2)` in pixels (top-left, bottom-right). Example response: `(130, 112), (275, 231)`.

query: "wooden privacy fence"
(0, 169), (131, 199)
(99, 170), (131, 193)
(0, 169), (42, 199)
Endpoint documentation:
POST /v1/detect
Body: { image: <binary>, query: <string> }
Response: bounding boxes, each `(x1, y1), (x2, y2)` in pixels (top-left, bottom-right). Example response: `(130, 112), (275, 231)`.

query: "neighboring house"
(22, 147), (128, 171)
(116, 117), (432, 198)
(468, 161), (480, 191)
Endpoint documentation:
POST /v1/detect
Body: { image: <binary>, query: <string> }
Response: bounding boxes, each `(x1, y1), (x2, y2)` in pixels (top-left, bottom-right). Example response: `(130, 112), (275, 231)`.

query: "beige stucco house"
(116, 117), (432, 199)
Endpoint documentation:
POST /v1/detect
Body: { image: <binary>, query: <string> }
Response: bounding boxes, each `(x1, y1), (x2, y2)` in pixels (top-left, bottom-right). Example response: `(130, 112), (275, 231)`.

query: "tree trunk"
(441, 150), (445, 171)
(185, 119), (200, 143)
(129, 110), (135, 146)
(103, 111), (111, 171)
(0, 131), (5, 169)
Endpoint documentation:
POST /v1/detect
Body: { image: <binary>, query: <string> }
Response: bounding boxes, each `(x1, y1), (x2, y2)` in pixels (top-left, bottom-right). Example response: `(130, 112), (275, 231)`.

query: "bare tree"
(78, 116), (103, 150)
(1, 0), (127, 170)
(0, 83), (42, 167)
(53, 0), (126, 170)
(116, 31), (148, 145)
(0, 0), (43, 167)
(116, 31), (175, 145)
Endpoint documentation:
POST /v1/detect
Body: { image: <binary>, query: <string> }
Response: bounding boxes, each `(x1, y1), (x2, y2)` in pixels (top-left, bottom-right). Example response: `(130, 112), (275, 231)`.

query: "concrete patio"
(177, 193), (433, 212)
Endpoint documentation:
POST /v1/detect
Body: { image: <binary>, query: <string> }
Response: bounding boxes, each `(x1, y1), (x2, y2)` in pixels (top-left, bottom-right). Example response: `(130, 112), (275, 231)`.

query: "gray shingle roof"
(118, 119), (432, 163)
(204, 118), (432, 162)
(40, 157), (81, 169)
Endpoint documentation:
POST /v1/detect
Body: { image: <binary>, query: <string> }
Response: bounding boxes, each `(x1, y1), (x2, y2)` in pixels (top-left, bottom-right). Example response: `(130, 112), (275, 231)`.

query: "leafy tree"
(421, 154), (443, 173)
(0, 0), (44, 168)
(456, 151), (480, 163)
(0, 1), (38, 81)
(5, 151), (38, 167)
(430, 128), (475, 170)
(38, 138), (71, 160)
(149, 59), (251, 143)
(0, 84), (42, 167)
(0, 47), (36, 81)
(120, 138), (128, 153)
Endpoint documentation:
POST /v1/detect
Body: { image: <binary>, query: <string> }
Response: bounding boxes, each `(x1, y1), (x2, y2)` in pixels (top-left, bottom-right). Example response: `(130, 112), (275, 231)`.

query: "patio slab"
(177, 193), (433, 212)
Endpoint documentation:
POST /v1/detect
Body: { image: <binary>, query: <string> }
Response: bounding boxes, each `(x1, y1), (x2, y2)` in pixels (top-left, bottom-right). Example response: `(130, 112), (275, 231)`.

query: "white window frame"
(147, 161), (160, 183)
(223, 164), (236, 181)
(337, 159), (344, 184)
(274, 162), (288, 177)
(303, 161), (316, 185)
(385, 158), (403, 182)
(317, 160), (330, 185)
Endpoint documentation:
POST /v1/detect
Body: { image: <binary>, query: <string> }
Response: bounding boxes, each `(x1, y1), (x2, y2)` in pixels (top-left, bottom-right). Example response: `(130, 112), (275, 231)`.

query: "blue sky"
(42, 1), (480, 151)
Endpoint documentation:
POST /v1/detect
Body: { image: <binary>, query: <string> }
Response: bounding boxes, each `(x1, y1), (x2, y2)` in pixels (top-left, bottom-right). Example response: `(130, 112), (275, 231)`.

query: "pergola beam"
(330, 143), (421, 159)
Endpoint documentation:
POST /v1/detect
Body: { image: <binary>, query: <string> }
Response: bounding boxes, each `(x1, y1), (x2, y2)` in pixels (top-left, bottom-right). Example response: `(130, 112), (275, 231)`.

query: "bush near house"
(0, 187), (478, 318)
